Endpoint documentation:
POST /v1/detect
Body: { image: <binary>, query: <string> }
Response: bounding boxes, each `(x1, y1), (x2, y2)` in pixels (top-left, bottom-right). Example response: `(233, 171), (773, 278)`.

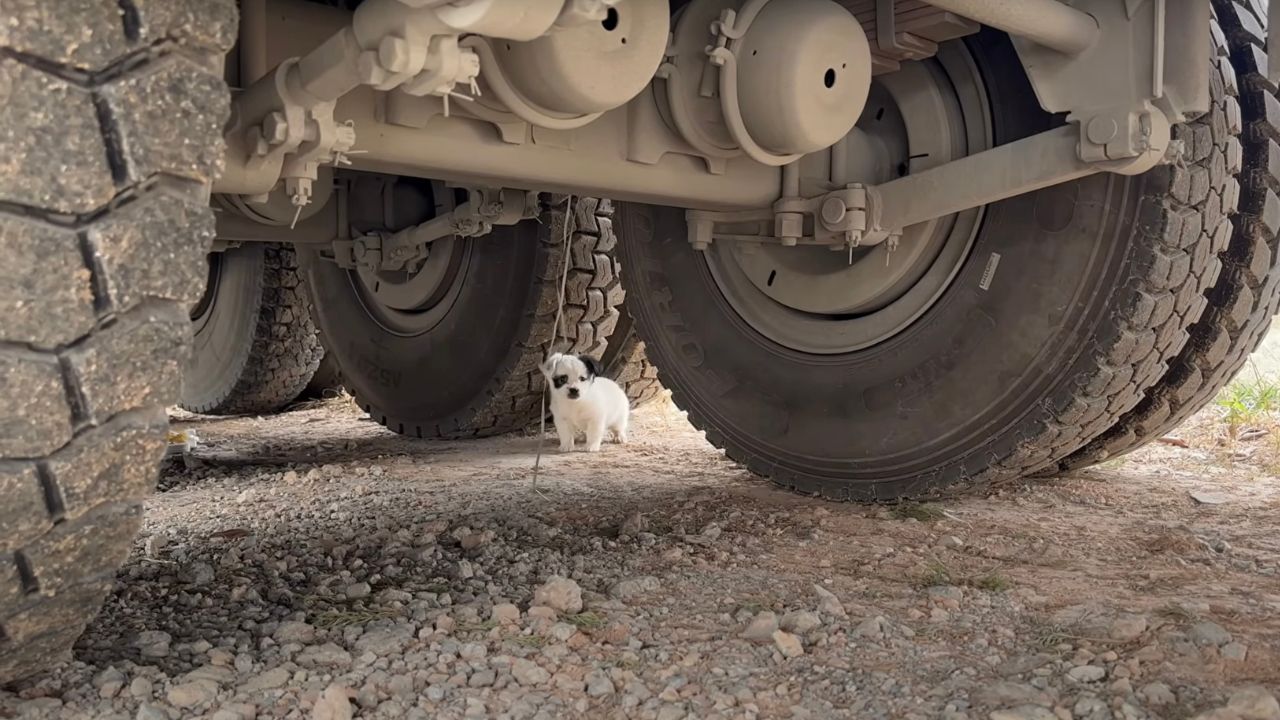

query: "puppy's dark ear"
(579, 355), (600, 378)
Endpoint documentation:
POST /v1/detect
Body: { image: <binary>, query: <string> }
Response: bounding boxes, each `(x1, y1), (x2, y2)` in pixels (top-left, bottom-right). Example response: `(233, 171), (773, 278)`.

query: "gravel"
(2, 400), (1278, 719)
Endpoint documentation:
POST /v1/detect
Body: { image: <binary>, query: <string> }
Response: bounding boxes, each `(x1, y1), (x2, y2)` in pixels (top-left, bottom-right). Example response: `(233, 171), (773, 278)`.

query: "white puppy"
(541, 353), (629, 452)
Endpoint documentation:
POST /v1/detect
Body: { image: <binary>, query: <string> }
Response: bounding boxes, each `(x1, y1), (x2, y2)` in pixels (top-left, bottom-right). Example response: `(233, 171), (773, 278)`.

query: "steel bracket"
(1005, 0), (1203, 176)
(334, 187), (539, 272)
(688, 124), (1100, 252)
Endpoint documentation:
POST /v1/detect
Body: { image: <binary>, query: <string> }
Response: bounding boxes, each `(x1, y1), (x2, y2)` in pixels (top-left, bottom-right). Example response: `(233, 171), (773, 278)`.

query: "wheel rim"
(704, 43), (993, 354)
(347, 181), (473, 337)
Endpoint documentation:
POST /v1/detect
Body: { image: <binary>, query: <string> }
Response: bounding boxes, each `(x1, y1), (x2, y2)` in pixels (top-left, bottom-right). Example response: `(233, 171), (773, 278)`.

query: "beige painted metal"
(725, 0), (872, 157)
(868, 125), (1097, 234)
(922, 0), (1099, 55)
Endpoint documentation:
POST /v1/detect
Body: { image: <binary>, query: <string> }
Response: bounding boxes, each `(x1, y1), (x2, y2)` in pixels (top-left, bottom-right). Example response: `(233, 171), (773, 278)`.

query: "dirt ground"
(3, 387), (1279, 719)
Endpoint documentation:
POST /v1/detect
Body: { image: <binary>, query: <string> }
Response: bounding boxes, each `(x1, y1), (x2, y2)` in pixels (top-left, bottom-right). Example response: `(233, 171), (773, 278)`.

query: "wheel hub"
(705, 43), (992, 354)
(346, 179), (472, 336)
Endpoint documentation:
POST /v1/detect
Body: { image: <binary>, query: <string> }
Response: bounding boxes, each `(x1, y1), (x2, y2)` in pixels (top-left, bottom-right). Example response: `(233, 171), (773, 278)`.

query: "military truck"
(3, 0), (1278, 681)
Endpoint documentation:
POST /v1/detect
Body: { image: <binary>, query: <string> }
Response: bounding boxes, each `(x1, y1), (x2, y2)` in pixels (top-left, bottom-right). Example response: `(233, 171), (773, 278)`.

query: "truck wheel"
(601, 311), (664, 408)
(299, 351), (345, 401)
(617, 24), (1238, 500)
(0, 0), (234, 682)
(181, 244), (323, 415)
(301, 191), (623, 439)
(1057, 1), (1279, 470)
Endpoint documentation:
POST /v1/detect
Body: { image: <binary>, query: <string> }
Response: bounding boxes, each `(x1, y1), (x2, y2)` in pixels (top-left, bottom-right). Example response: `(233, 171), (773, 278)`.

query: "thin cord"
(533, 195), (576, 491)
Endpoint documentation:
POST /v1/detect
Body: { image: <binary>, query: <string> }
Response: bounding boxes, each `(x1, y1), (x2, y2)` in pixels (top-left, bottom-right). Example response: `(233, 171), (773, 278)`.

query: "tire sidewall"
(181, 244), (268, 410)
(298, 223), (546, 434)
(618, 32), (1153, 492)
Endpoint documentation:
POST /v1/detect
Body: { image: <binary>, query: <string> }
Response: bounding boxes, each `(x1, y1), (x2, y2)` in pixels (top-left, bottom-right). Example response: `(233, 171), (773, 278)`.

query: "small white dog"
(541, 353), (629, 452)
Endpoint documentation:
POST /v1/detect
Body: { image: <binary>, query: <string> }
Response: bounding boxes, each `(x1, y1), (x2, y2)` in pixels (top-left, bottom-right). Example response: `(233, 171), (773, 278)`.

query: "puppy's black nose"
(567, 388), (580, 399)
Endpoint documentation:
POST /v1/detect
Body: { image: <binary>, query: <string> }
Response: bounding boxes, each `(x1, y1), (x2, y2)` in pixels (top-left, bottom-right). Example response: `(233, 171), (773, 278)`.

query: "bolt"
(357, 51), (390, 86)
(821, 197), (847, 226)
(379, 36), (413, 75)
(1087, 116), (1119, 145)
(246, 127), (270, 157)
(262, 112), (288, 145)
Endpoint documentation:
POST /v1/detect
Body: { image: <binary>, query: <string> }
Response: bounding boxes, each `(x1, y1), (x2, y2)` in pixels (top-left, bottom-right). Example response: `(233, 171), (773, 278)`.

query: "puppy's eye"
(553, 375), (568, 389)
(580, 376), (586, 382)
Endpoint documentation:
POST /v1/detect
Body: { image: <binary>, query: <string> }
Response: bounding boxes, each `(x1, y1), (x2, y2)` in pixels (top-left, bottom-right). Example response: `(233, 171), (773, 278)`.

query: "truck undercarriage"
(4, 0), (1280, 684)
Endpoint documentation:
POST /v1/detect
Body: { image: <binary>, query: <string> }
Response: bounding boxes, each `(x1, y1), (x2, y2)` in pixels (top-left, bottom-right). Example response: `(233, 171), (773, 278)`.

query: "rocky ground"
(2, 392), (1279, 720)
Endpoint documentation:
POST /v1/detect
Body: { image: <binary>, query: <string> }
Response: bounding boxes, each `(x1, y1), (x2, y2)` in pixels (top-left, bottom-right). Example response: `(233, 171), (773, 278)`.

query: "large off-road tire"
(0, 0), (234, 683)
(617, 24), (1240, 501)
(180, 244), (324, 415)
(600, 311), (664, 409)
(301, 196), (624, 438)
(1057, 0), (1280, 470)
(299, 351), (345, 401)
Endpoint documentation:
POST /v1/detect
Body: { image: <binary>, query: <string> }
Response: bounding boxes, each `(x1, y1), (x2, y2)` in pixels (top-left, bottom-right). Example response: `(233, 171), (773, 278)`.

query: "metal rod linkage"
(923, 0), (1100, 55)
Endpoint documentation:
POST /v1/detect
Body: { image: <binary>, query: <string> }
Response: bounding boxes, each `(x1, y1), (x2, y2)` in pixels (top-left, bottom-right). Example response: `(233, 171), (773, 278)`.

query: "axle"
(215, 0), (1209, 249)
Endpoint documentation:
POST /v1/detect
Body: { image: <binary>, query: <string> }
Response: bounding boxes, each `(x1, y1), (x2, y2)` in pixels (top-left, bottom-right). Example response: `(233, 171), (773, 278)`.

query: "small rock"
(242, 667), (291, 692)
(166, 681), (215, 709)
(129, 677), (154, 700)
(491, 603), (521, 624)
(464, 698), (487, 719)
(609, 576), (661, 602)
(532, 576), (583, 614)
(211, 706), (255, 720)
(134, 630), (172, 658)
(813, 585), (847, 618)
(619, 512), (647, 536)
(989, 705), (1058, 720)
(1226, 686), (1280, 720)
(1067, 665), (1106, 683)
(1188, 621), (1233, 647)
(742, 612), (780, 642)
(1222, 642), (1249, 661)
(974, 682), (1052, 708)
(1138, 682), (1176, 706)
(353, 625), (415, 656)
(586, 670), (616, 697)
(297, 643), (354, 668)
(136, 704), (168, 720)
(345, 582), (373, 600)
(460, 531), (493, 551)
(469, 670), (497, 688)
(772, 630), (804, 659)
(780, 610), (822, 634)
(94, 667), (126, 698)
(209, 648), (235, 666)
(512, 658), (551, 686)
(1073, 696), (1108, 717)
(312, 684), (354, 720)
(1108, 614), (1148, 642)
(459, 642), (487, 661)
(938, 535), (965, 549)
(853, 616), (887, 639)
(186, 561), (215, 586)
(549, 622), (579, 643)
(274, 621), (317, 644)
(143, 535), (167, 558)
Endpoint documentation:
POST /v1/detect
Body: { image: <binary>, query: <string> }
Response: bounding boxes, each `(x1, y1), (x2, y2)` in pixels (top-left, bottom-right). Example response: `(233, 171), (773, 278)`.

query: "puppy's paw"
(585, 443), (603, 453)
(558, 443), (574, 453)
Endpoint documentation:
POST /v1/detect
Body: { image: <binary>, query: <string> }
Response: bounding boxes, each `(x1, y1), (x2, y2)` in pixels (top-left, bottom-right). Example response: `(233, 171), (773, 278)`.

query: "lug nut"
(357, 51), (390, 86)
(379, 36), (413, 75)
(262, 111), (288, 145)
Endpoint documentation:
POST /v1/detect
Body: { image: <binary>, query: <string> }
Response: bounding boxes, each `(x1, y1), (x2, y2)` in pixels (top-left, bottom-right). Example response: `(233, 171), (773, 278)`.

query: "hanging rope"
(533, 195), (576, 490)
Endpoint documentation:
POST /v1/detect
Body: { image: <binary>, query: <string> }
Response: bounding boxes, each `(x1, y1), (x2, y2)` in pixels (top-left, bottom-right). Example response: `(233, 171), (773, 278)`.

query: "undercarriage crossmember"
(214, 0), (1217, 258)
